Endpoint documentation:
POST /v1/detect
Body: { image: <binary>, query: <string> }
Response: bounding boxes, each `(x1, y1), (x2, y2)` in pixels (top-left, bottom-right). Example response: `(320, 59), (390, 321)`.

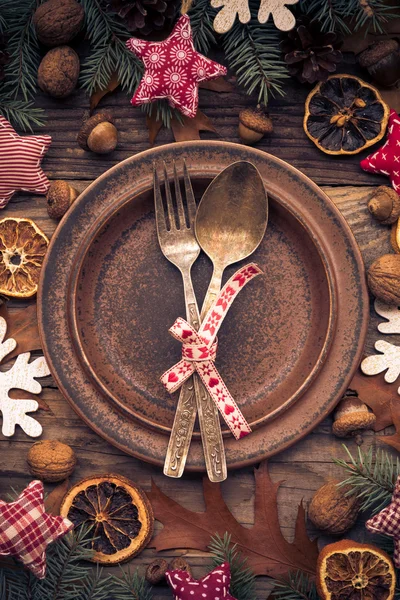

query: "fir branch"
(76, 567), (113, 600)
(112, 568), (153, 600)
(222, 0), (288, 105)
(300, 0), (351, 33)
(209, 533), (256, 600)
(0, 0), (42, 101)
(188, 0), (218, 54)
(0, 100), (45, 131)
(141, 100), (183, 128)
(271, 571), (319, 600)
(335, 445), (398, 514)
(80, 0), (143, 96)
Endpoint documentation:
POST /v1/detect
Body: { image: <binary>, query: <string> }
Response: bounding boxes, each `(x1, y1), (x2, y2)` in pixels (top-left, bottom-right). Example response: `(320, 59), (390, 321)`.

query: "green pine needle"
(111, 568), (153, 600)
(209, 533), (256, 600)
(189, 0), (218, 54)
(301, 0), (400, 33)
(335, 445), (399, 514)
(271, 571), (319, 600)
(0, 100), (45, 131)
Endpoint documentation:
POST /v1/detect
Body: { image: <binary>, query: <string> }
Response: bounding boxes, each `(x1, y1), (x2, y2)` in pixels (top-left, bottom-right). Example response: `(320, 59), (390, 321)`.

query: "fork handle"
(163, 269), (227, 481)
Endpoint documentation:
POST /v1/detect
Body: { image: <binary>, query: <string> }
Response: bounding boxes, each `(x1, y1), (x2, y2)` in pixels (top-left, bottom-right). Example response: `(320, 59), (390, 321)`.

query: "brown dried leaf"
(0, 303), (41, 361)
(379, 87), (400, 115)
(171, 110), (217, 142)
(199, 77), (234, 92)
(44, 479), (69, 516)
(149, 461), (318, 578)
(146, 113), (163, 146)
(348, 370), (396, 431)
(378, 399), (400, 452)
(8, 389), (50, 411)
(90, 72), (120, 113)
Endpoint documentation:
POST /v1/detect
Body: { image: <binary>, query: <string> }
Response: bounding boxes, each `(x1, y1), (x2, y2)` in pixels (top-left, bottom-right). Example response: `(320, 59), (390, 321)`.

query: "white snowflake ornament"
(0, 316), (50, 437)
(361, 340), (400, 393)
(211, 0), (297, 33)
(375, 299), (400, 334)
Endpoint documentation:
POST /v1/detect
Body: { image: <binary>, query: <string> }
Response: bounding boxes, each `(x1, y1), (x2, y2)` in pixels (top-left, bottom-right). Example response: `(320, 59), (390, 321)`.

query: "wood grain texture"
(0, 75), (397, 598)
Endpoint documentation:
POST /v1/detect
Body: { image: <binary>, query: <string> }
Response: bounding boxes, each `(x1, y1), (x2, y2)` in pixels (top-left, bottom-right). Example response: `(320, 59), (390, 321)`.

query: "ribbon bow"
(161, 263), (262, 439)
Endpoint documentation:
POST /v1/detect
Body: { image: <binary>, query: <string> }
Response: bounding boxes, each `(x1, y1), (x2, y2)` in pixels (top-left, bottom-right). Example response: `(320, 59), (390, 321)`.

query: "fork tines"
(153, 160), (196, 232)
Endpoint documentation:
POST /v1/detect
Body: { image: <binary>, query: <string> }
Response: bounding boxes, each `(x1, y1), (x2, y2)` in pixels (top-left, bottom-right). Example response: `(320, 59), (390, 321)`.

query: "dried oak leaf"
(199, 77), (234, 92)
(146, 110), (218, 145)
(44, 478), (70, 516)
(149, 461), (318, 578)
(0, 303), (41, 362)
(378, 398), (400, 452)
(90, 72), (120, 113)
(348, 370), (396, 431)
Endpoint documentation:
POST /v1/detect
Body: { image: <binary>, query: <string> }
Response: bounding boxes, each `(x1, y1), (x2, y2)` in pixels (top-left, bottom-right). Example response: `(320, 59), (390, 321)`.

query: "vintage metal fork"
(154, 161), (227, 482)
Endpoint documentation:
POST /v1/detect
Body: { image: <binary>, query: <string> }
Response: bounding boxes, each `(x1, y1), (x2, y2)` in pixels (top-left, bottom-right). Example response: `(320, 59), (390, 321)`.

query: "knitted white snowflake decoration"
(211, 0), (297, 33)
(0, 316), (50, 437)
(375, 299), (400, 334)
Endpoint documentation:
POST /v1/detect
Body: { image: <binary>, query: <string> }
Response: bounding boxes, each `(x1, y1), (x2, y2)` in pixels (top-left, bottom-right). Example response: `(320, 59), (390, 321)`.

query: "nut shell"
(77, 111), (115, 151)
(368, 254), (400, 305)
(47, 180), (79, 219)
(27, 440), (76, 482)
(170, 557), (192, 576)
(308, 481), (360, 534)
(38, 46), (80, 98)
(368, 186), (400, 225)
(358, 40), (400, 87)
(87, 122), (118, 154)
(33, 0), (84, 47)
(146, 559), (168, 584)
(332, 396), (376, 438)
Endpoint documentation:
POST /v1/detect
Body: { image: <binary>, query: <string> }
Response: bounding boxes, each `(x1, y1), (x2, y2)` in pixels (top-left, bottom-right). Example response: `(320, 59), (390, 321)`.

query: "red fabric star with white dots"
(0, 116), (51, 209)
(366, 475), (400, 567)
(126, 15), (227, 118)
(166, 562), (236, 600)
(360, 109), (400, 195)
(0, 480), (73, 578)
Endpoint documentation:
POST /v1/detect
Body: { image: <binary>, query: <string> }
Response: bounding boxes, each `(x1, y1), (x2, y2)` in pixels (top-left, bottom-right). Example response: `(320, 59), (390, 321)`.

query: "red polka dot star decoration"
(166, 562), (237, 600)
(0, 480), (73, 578)
(126, 15), (227, 118)
(360, 109), (400, 195)
(0, 116), (51, 209)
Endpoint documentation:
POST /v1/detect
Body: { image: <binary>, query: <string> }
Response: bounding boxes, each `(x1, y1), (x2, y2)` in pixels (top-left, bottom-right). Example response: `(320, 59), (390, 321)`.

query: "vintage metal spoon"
(194, 161), (268, 481)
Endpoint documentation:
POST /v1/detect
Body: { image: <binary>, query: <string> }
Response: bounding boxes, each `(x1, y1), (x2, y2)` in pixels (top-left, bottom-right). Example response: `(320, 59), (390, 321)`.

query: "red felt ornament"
(0, 116), (51, 209)
(166, 562), (237, 600)
(0, 480), (73, 578)
(360, 109), (400, 195)
(126, 15), (227, 118)
(366, 475), (400, 567)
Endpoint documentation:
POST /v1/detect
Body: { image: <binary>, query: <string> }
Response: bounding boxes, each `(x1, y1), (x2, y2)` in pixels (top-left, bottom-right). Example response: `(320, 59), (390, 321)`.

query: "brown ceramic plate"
(38, 142), (368, 471)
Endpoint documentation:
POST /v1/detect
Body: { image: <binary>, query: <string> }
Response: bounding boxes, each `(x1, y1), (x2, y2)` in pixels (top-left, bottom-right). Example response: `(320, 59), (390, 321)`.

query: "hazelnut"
(358, 40), (400, 87)
(38, 46), (80, 98)
(332, 392), (376, 444)
(77, 111), (118, 154)
(27, 440), (76, 482)
(33, 0), (84, 47)
(368, 186), (400, 225)
(46, 180), (79, 219)
(170, 557), (192, 575)
(145, 558), (168, 584)
(368, 254), (400, 305)
(308, 481), (360, 535)
(238, 106), (273, 145)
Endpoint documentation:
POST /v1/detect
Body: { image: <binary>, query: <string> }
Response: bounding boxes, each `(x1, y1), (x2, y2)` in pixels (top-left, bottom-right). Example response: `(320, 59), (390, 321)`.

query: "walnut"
(38, 46), (80, 99)
(368, 254), (400, 305)
(27, 440), (76, 482)
(308, 481), (360, 535)
(33, 0), (84, 47)
(145, 559), (168, 584)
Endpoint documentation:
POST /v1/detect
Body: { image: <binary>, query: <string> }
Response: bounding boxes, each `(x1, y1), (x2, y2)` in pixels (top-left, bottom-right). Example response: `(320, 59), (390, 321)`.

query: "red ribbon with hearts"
(161, 263), (262, 439)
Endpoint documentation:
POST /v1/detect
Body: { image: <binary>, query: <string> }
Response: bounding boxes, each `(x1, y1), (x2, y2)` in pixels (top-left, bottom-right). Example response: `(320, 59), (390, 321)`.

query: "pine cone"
(108, 0), (179, 35)
(281, 17), (342, 84)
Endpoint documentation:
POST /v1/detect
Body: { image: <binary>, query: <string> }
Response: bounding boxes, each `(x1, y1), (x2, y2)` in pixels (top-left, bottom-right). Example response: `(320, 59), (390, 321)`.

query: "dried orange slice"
(0, 217), (49, 298)
(60, 474), (154, 564)
(304, 74), (390, 155)
(317, 540), (395, 600)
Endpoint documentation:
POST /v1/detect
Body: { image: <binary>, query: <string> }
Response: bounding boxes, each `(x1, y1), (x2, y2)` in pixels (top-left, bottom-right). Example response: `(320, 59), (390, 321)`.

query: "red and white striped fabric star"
(0, 480), (73, 578)
(360, 109), (400, 195)
(161, 263), (262, 440)
(166, 562), (236, 600)
(0, 116), (51, 209)
(126, 15), (227, 118)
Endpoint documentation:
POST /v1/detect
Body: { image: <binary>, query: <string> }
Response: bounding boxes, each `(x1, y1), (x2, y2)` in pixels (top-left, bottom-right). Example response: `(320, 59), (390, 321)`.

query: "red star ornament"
(126, 15), (227, 118)
(166, 562), (237, 600)
(366, 475), (400, 566)
(0, 116), (51, 209)
(0, 480), (73, 578)
(360, 109), (400, 194)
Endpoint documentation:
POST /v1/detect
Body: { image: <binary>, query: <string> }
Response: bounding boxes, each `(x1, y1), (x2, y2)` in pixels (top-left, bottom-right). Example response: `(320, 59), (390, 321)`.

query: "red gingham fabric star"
(166, 562), (237, 600)
(0, 480), (73, 578)
(366, 475), (400, 566)
(360, 109), (400, 195)
(0, 116), (51, 209)
(126, 15), (227, 118)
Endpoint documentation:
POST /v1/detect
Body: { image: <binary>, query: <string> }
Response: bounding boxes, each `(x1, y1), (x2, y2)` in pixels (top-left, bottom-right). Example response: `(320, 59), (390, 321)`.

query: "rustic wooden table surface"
(0, 72), (397, 598)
